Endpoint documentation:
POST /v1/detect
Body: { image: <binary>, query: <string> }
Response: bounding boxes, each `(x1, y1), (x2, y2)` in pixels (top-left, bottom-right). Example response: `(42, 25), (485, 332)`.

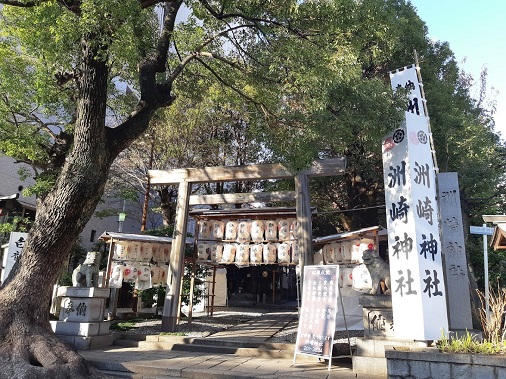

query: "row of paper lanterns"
(315, 238), (375, 265)
(113, 241), (171, 263)
(198, 219), (299, 242)
(197, 241), (300, 266)
(109, 263), (168, 290)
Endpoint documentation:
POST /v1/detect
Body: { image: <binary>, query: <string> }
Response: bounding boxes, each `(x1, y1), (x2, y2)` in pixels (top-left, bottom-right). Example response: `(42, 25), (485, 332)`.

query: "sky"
(409, 0), (506, 140)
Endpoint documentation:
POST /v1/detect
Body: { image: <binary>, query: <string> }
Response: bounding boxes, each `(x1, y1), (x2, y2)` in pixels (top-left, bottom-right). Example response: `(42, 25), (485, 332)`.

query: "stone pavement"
(81, 347), (386, 379)
(79, 308), (387, 379)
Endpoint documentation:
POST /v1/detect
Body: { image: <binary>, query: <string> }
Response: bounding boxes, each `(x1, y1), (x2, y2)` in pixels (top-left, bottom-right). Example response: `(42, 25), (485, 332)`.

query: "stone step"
(355, 337), (429, 357)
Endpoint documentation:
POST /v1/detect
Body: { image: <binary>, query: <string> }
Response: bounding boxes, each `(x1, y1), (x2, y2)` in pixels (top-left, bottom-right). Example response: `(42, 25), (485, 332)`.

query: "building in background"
(0, 155), (141, 252)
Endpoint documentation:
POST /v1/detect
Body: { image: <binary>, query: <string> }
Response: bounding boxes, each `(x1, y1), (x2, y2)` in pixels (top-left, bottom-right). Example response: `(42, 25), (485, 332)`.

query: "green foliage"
(109, 317), (146, 331)
(0, 216), (32, 234)
(437, 330), (505, 355)
(58, 272), (73, 286)
(143, 226), (174, 238)
(140, 285), (166, 309)
(438, 285), (506, 355)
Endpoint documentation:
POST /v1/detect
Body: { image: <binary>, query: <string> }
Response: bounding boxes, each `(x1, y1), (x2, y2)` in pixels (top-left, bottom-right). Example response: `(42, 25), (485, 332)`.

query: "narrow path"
(205, 310), (299, 343)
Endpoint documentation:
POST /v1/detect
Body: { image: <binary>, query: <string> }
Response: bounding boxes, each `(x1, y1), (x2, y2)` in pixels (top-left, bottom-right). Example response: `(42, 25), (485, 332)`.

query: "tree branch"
(197, 0), (309, 39)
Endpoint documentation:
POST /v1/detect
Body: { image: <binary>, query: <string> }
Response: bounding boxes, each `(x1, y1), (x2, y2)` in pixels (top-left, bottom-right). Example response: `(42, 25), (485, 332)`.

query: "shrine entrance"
(148, 158), (346, 332)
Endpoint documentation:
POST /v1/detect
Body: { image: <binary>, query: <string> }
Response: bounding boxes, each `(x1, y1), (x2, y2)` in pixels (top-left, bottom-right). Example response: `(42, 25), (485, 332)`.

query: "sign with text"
(1, 232), (28, 283)
(382, 65), (448, 340)
(438, 172), (473, 330)
(294, 265), (339, 361)
(470, 226), (494, 235)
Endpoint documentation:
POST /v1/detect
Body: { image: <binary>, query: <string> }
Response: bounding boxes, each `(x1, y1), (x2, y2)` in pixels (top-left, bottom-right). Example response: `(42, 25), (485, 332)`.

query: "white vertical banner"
(1, 232), (28, 283)
(383, 65), (448, 341)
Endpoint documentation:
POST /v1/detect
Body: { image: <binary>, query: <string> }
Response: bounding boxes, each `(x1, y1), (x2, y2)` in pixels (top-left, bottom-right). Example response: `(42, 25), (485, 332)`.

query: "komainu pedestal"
(50, 286), (116, 350)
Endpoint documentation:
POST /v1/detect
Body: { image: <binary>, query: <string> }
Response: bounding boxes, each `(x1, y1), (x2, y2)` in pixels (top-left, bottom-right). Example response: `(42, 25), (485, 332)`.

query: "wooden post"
(210, 266), (217, 316)
(161, 180), (191, 332)
(188, 259), (197, 325)
(272, 271), (276, 303)
(295, 173), (313, 294)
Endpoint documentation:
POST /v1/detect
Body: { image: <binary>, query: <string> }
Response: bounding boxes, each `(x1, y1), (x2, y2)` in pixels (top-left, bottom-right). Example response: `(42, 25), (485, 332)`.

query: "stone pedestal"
(50, 286), (116, 350)
(352, 295), (429, 376)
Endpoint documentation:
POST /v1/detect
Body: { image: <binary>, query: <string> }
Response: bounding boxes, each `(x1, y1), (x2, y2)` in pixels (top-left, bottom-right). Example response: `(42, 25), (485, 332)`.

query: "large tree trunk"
(0, 38), (122, 379)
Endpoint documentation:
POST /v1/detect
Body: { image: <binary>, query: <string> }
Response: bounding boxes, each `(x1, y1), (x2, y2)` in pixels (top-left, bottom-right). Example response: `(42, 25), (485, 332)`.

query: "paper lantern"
(235, 244), (250, 266)
(264, 220), (278, 241)
(237, 221), (251, 243)
(343, 267), (354, 286)
(150, 266), (162, 286)
(250, 220), (265, 242)
(352, 264), (373, 293)
(221, 244), (236, 264)
(332, 242), (342, 263)
(225, 221), (238, 240)
(314, 250), (324, 265)
(114, 241), (128, 260)
(161, 245), (171, 262)
(313, 249), (324, 266)
(123, 264), (138, 282)
(290, 220), (299, 240)
(151, 266), (168, 285)
(277, 242), (291, 264)
(338, 266), (344, 288)
(212, 221), (225, 240)
(140, 243), (153, 263)
(210, 243), (223, 263)
(341, 241), (352, 261)
(198, 220), (212, 239)
(278, 219), (290, 240)
(323, 244), (333, 264)
(250, 244), (263, 264)
(291, 241), (300, 264)
(263, 243), (277, 264)
(126, 242), (140, 261)
(350, 239), (362, 263)
(197, 243), (211, 262)
(152, 244), (165, 262)
(109, 264), (124, 288)
(137, 265), (151, 281)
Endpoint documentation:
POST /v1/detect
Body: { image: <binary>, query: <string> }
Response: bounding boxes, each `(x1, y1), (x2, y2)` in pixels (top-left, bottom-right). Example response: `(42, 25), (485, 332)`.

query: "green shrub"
(437, 285), (506, 355)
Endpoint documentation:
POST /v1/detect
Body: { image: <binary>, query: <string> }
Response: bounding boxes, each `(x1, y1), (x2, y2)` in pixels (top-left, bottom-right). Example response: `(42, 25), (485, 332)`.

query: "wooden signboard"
(294, 265), (339, 370)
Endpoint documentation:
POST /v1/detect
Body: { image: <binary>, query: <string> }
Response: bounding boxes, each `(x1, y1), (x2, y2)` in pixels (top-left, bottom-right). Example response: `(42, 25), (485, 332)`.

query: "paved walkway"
(79, 309), (386, 379)
(205, 310), (299, 344)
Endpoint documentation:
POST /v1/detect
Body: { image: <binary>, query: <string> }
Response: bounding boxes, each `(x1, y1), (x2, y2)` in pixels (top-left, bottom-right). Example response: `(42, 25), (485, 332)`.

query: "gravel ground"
(112, 307), (363, 344)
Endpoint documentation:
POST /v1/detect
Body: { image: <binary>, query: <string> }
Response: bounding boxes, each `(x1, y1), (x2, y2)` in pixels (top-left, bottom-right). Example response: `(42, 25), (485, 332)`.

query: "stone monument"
(50, 252), (114, 350)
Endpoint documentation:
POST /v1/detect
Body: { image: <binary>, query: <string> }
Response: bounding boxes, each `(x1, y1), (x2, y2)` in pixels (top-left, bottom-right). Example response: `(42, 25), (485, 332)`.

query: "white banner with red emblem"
(382, 65), (448, 341)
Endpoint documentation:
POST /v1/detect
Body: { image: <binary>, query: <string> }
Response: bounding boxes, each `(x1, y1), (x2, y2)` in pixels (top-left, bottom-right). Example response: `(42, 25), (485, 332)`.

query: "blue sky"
(409, 0), (506, 140)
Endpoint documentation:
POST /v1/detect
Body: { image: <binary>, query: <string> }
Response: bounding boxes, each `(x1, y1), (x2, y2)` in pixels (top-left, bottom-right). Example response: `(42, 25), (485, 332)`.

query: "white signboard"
(470, 226), (494, 235)
(294, 265), (339, 369)
(1, 232), (28, 283)
(383, 65), (448, 340)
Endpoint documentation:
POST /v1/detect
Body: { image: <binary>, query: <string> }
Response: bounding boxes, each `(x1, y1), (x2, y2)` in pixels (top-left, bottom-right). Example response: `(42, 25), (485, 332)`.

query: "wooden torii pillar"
(149, 158), (346, 332)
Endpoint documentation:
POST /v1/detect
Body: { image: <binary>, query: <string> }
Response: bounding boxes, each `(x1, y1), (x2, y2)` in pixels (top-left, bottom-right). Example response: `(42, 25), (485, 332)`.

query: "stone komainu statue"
(362, 249), (390, 295)
(72, 251), (102, 287)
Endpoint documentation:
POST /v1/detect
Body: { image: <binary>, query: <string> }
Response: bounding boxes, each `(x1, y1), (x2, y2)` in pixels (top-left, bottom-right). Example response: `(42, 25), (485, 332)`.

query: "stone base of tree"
(385, 346), (506, 379)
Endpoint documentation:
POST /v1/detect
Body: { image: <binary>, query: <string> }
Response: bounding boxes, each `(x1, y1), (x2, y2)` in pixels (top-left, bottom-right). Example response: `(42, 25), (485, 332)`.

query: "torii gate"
(148, 158), (346, 332)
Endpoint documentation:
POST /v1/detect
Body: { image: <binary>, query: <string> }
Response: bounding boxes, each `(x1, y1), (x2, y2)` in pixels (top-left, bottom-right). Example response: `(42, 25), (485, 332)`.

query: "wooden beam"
(189, 191), (296, 205)
(149, 158), (346, 185)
